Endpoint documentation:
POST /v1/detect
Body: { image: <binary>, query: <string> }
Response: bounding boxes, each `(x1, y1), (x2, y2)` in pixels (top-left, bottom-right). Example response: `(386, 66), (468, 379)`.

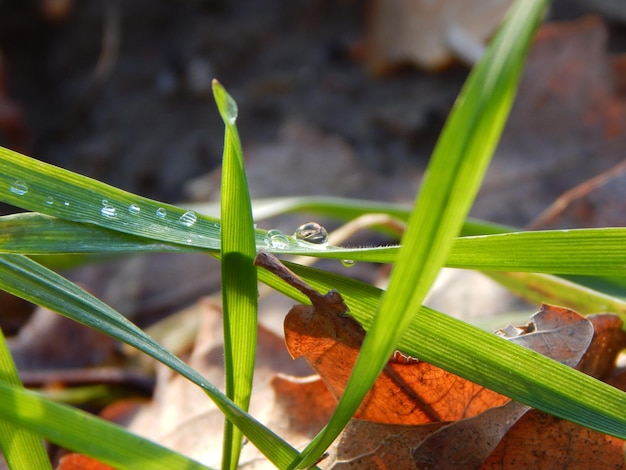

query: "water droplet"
(10, 180), (28, 196)
(63, 201), (70, 207)
(265, 229), (289, 250)
(156, 208), (167, 218)
(128, 203), (141, 215)
(179, 210), (197, 227)
(45, 196), (54, 205)
(294, 222), (328, 246)
(100, 200), (117, 218)
(341, 259), (356, 268)
(226, 95), (238, 124)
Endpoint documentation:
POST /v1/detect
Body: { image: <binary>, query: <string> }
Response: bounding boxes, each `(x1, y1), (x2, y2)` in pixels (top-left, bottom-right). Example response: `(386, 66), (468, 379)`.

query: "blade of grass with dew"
(294, 1), (549, 466)
(213, 80), (258, 470)
(0, 254), (300, 468)
(0, 146), (222, 250)
(0, 328), (51, 469)
(256, 260), (626, 441)
(5, 215), (626, 278)
(0, 381), (208, 470)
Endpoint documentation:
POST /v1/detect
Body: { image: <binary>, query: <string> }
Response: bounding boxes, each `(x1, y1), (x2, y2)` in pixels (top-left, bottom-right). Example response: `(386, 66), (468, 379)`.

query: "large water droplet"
(10, 180), (28, 196)
(101, 200), (117, 218)
(341, 259), (356, 268)
(294, 222), (328, 246)
(226, 95), (238, 124)
(179, 210), (197, 227)
(265, 229), (289, 250)
(156, 208), (167, 218)
(128, 203), (141, 215)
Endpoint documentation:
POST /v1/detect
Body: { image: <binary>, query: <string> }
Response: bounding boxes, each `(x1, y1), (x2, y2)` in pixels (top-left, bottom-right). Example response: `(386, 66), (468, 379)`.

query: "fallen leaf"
(495, 303), (593, 368)
(481, 409), (626, 469)
(255, 251), (509, 426)
(253, 255), (607, 469)
(476, 16), (626, 225)
(324, 420), (447, 469)
(578, 314), (626, 380)
(366, 0), (515, 72)
(412, 401), (530, 470)
(56, 454), (115, 470)
(270, 374), (336, 438)
(8, 304), (116, 371)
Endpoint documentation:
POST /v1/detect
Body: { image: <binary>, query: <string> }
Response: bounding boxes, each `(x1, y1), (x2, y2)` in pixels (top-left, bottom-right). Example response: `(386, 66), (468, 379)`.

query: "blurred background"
(1, 0), (625, 226)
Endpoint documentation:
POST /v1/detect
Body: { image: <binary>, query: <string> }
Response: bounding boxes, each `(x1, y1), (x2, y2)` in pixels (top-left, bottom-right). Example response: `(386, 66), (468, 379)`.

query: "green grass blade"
(0, 381), (208, 470)
(0, 146), (221, 250)
(214, 81), (259, 469)
(0, 328), (51, 469)
(295, 1), (549, 465)
(0, 254), (299, 468)
(257, 261), (626, 442)
(5, 214), (626, 277)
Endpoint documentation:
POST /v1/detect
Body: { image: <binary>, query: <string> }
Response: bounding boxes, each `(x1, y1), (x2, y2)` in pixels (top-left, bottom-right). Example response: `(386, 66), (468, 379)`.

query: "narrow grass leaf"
(0, 381), (208, 470)
(213, 80), (259, 469)
(4, 214), (626, 278)
(0, 328), (51, 469)
(295, 1), (549, 465)
(0, 254), (299, 468)
(0, 146), (221, 249)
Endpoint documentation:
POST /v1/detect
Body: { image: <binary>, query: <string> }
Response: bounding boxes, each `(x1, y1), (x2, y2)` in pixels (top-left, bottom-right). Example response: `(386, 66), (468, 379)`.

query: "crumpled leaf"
(253, 253), (605, 469)
(254, 251), (509, 425)
(56, 453), (115, 470)
(481, 409), (626, 469)
(366, 0), (515, 72)
(495, 303), (594, 368)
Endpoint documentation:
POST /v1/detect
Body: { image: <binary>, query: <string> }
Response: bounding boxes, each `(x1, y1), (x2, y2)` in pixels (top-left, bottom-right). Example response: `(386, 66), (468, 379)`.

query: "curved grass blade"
(0, 254), (299, 468)
(0, 146), (221, 250)
(0, 329), (51, 469)
(294, 1), (550, 465)
(214, 80), (258, 469)
(0, 381), (207, 470)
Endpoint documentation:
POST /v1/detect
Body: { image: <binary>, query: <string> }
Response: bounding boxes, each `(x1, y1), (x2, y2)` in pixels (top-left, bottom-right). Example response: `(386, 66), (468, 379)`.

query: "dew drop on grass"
(10, 180), (28, 195)
(341, 259), (356, 268)
(156, 207), (167, 218)
(265, 229), (289, 250)
(226, 95), (238, 124)
(128, 203), (141, 215)
(294, 222), (328, 246)
(100, 200), (117, 218)
(179, 210), (197, 227)
(63, 201), (70, 207)
(45, 196), (54, 205)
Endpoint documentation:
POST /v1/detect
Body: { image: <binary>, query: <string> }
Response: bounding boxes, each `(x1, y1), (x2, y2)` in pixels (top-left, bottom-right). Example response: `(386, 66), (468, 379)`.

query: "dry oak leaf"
(366, 0), (515, 72)
(255, 251), (508, 426)
(481, 409), (626, 469)
(56, 454), (115, 470)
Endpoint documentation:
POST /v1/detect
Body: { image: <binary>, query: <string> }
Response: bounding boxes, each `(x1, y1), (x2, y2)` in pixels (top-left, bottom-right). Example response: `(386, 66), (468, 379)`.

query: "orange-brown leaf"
(481, 410), (626, 469)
